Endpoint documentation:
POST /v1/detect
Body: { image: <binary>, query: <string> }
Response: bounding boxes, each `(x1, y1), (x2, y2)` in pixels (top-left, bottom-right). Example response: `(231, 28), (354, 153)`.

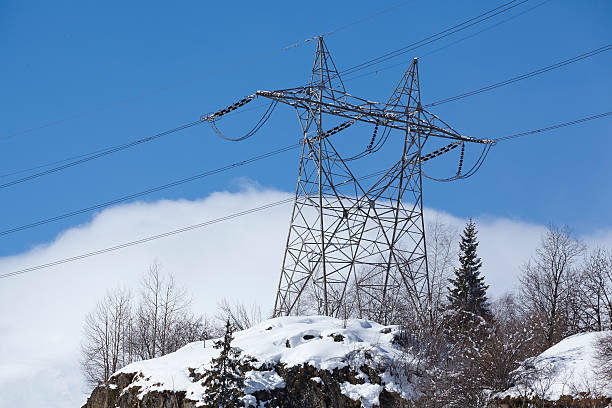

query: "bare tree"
(216, 299), (262, 331)
(519, 225), (585, 349)
(578, 248), (612, 331)
(396, 218), (456, 331)
(80, 288), (133, 387)
(81, 262), (218, 391)
(424, 218), (457, 325)
(133, 262), (194, 359)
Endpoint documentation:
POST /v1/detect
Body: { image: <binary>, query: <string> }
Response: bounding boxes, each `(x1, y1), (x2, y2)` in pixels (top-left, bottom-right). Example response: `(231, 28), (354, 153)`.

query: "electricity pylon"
(204, 36), (494, 324)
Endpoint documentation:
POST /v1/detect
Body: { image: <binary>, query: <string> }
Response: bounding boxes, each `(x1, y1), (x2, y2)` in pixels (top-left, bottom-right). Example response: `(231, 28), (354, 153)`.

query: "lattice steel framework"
(257, 37), (492, 324)
(204, 37), (494, 324)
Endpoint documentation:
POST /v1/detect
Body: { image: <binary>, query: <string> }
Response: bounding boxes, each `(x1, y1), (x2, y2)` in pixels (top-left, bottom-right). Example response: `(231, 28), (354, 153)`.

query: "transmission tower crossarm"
(256, 90), (400, 127)
(255, 89), (494, 145)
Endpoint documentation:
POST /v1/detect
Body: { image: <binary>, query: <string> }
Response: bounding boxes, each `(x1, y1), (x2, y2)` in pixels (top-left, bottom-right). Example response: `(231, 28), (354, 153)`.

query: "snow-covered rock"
(82, 316), (416, 408)
(495, 331), (612, 404)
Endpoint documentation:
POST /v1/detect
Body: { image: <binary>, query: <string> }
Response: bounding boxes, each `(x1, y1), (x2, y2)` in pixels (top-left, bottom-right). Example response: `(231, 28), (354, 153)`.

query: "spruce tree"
(447, 219), (492, 320)
(202, 320), (245, 408)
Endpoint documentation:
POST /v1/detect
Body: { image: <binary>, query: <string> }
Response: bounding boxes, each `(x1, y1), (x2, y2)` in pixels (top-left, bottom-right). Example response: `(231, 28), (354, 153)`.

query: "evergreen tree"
(448, 219), (492, 320)
(202, 320), (245, 408)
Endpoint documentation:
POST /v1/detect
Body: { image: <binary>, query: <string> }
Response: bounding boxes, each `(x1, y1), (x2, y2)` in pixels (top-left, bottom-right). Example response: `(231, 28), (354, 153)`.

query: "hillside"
(82, 316), (415, 408)
(495, 331), (612, 405)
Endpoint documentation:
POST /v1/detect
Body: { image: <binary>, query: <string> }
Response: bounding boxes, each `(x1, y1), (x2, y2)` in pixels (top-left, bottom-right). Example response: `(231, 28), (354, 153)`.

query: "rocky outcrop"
(81, 316), (414, 408)
(82, 362), (409, 408)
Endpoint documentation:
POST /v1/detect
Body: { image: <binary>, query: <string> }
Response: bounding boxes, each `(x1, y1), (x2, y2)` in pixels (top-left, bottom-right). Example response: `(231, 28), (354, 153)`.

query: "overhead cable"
(0, 96), (269, 180)
(338, 0), (529, 77)
(2, 107), (611, 279)
(342, 0), (551, 82)
(0, 198), (295, 279)
(1, 0), (539, 180)
(493, 111), (612, 142)
(426, 43), (612, 107)
(2, 111), (610, 238)
(0, 120), (203, 190)
(0, 144), (299, 237)
(2, 1), (411, 141)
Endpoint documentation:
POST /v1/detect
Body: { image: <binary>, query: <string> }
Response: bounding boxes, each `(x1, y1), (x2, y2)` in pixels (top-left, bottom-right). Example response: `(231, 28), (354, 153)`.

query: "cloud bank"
(1, 184), (610, 407)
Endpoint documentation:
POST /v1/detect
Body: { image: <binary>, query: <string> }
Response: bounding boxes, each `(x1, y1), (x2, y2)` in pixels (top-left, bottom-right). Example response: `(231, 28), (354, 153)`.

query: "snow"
(498, 331), (612, 400)
(243, 370), (285, 394)
(114, 315), (408, 406)
(340, 382), (383, 408)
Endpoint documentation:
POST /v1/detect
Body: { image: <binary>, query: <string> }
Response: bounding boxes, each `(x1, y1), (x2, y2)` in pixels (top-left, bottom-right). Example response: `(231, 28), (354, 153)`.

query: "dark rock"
(82, 362), (410, 408)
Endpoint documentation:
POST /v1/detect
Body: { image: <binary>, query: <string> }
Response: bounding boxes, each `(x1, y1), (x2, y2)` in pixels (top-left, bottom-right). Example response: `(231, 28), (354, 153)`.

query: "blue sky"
(1, 0), (611, 258)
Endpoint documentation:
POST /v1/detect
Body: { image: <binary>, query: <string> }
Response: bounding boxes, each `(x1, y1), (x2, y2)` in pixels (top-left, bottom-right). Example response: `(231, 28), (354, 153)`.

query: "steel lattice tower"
(205, 37), (493, 324)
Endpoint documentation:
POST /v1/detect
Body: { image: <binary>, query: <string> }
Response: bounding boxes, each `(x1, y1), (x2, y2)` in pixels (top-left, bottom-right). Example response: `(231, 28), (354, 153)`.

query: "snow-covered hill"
(496, 331), (612, 403)
(82, 316), (416, 408)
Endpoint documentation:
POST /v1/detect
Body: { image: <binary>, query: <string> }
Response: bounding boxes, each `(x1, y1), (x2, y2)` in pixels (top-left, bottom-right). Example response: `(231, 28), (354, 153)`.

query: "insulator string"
(457, 143), (465, 175)
(205, 98), (278, 142)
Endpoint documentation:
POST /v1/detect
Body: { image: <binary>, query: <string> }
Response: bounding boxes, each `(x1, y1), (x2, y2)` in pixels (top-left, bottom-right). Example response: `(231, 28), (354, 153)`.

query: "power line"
(0, 144), (299, 236)
(339, 0), (529, 77)
(0, 97), (269, 180)
(2, 1), (411, 141)
(0, 146), (116, 179)
(0, 120), (203, 190)
(493, 111), (612, 142)
(417, 0), (553, 59)
(425, 43), (612, 107)
(0, 167), (394, 278)
(3, 0), (525, 145)
(0, 1), (536, 181)
(3, 1), (600, 192)
(0, 198), (295, 279)
(2, 110), (610, 238)
(5, 37), (608, 190)
(1, 107), (609, 279)
(342, 0), (551, 82)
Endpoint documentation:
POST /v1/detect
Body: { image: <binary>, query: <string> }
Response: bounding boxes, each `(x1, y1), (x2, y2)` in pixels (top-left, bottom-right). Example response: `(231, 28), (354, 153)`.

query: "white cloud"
(0, 184), (610, 407)
(0, 186), (292, 407)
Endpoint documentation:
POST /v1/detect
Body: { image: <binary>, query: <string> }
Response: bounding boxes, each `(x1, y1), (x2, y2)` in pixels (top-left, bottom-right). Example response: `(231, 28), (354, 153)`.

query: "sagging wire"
(423, 143), (492, 182)
(202, 95), (278, 142)
(345, 122), (392, 161)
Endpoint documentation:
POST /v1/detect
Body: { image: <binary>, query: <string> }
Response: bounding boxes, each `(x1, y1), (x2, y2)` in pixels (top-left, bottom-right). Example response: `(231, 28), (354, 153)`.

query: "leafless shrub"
(512, 359), (557, 402)
(594, 331), (612, 382)
(476, 293), (540, 392)
(216, 299), (262, 331)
